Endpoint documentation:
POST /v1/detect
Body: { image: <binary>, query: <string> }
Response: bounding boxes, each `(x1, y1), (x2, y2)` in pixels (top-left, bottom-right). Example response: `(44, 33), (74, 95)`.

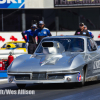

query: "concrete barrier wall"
(0, 31), (100, 48)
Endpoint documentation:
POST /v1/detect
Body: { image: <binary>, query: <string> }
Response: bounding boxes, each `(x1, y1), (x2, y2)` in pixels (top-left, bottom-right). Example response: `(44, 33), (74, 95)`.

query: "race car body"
(7, 36), (100, 88)
(0, 41), (27, 60)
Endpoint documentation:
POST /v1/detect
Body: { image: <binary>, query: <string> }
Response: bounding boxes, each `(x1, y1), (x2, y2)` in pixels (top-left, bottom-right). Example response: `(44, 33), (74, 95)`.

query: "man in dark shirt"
(75, 23), (90, 37)
(21, 24), (37, 54)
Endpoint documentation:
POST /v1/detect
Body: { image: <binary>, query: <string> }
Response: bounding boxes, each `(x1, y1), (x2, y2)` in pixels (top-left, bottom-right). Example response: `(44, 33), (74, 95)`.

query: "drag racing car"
(7, 36), (100, 88)
(0, 41), (27, 60)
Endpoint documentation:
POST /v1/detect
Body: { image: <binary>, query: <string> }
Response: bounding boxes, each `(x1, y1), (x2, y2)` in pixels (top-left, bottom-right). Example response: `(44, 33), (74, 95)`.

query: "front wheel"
(16, 84), (26, 89)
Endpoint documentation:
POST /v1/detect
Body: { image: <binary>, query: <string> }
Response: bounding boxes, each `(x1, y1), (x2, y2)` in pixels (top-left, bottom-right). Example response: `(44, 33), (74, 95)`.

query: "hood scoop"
(40, 55), (62, 66)
(42, 41), (65, 54)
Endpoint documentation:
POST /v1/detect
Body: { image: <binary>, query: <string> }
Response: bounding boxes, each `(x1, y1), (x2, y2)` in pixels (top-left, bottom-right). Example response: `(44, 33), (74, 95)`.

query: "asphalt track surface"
(1, 81), (100, 100)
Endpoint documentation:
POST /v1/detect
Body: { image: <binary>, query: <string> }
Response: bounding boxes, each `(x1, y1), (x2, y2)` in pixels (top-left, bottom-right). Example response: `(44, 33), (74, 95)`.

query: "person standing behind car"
(84, 25), (94, 38)
(75, 23), (90, 37)
(33, 21), (52, 45)
(21, 24), (37, 54)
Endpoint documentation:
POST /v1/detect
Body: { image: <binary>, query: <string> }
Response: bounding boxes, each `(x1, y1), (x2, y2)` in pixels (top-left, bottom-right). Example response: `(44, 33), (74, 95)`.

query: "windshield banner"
(0, 0), (25, 8)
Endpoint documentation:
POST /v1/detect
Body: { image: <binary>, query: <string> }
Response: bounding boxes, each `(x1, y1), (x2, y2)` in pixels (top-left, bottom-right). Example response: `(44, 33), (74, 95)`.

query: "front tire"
(16, 84), (26, 89)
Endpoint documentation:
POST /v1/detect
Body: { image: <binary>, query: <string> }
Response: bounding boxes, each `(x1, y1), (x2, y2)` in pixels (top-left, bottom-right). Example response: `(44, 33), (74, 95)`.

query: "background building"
(0, 0), (100, 47)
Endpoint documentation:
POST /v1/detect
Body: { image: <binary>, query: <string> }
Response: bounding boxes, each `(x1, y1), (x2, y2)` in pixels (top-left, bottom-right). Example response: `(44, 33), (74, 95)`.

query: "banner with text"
(54, 0), (100, 7)
(0, 0), (25, 8)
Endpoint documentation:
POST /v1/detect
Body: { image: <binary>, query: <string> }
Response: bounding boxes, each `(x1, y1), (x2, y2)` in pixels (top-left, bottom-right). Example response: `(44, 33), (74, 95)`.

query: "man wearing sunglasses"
(21, 24), (37, 54)
(75, 23), (90, 37)
(33, 21), (52, 45)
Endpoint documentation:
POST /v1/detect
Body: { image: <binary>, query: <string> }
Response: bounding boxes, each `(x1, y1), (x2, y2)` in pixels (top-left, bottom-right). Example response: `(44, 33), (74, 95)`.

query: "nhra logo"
(77, 73), (81, 81)
(0, 0), (25, 8)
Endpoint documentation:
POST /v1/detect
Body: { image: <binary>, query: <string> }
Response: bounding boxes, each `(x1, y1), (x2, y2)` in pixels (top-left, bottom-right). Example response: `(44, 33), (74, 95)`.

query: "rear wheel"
(16, 84), (26, 89)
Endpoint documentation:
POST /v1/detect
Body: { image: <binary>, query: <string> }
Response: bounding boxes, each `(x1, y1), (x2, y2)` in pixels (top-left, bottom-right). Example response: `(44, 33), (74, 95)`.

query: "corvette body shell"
(7, 36), (100, 84)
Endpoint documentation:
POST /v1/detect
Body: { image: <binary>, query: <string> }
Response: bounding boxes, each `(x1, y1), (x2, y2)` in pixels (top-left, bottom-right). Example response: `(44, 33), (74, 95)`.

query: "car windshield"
(2, 43), (26, 48)
(36, 38), (84, 53)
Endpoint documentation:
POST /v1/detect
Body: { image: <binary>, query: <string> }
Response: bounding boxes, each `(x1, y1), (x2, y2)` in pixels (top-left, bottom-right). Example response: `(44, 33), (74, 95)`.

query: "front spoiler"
(8, 72), (83, 84)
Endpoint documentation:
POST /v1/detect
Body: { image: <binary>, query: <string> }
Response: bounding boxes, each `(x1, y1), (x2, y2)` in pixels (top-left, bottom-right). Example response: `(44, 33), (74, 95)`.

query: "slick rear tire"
(16, 84), (26, 89)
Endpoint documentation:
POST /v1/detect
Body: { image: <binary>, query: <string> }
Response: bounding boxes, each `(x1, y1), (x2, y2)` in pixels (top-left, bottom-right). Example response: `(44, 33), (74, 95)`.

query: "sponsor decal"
(10, 36), (18, 41)
(44, 31), (46, 34)
(98, 34), (100, 38)
(77, 32), (80, 34)
(0, 36), (5, 42)
(0, 0), (25, 8)
(93, 60), (100, 73)
(57, 43), (60, 48)
(93, 60), (100, 69)
(77, 73), (81, 81)
(83, 32), (86, 34)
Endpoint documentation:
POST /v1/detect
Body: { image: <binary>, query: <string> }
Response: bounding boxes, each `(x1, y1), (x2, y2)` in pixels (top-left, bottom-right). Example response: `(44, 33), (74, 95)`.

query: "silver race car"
(7, 36), (100, 88)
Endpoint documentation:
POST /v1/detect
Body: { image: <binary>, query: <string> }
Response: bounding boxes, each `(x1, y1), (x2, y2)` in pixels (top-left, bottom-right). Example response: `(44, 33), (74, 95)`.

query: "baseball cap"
(39, 21), (44, 25)
(79, 23), (84, 26)
(84, 25), (87, 28)
(31, 24), (37, 28)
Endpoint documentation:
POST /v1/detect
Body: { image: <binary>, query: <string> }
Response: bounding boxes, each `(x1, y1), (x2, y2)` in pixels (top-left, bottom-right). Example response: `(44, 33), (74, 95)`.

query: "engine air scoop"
(42, 41), (65, 54)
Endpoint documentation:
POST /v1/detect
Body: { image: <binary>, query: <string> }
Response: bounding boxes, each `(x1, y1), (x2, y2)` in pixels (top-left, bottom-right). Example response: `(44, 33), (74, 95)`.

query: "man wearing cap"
(21, 24), (37, 54)
(33, 21), (52, 45)
(84, 25), (94, 38)
(75, 23), (90, 37)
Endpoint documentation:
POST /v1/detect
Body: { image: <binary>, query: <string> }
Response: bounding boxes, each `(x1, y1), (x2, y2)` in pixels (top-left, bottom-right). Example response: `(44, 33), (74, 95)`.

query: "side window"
(90, 39), (97, 51)
(22, 43), (26, 48)
(87, 39), (97, 51)
(87, 39), (92, 51)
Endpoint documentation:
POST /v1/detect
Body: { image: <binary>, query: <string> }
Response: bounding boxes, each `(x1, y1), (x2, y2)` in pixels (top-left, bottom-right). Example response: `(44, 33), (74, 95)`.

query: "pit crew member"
(33, 21), (52, 45)
(84, 25), (94, 38)
(21, 24), (37, 54)
(75, 23), (90, 37)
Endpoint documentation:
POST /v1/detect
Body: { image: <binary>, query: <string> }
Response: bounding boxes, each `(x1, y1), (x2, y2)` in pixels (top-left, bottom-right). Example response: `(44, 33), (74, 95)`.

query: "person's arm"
(32, 31), (37, 47)
(32, 30), (37, 43)
(90, 32), (94, 38)
(87, 31), (90, 37)
(21, 31), (27, 42)
(47, 29), (52, 36)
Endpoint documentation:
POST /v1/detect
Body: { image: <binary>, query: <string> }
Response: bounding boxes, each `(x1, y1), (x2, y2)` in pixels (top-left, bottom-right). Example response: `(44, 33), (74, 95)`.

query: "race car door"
(86, 38), (100, 79)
